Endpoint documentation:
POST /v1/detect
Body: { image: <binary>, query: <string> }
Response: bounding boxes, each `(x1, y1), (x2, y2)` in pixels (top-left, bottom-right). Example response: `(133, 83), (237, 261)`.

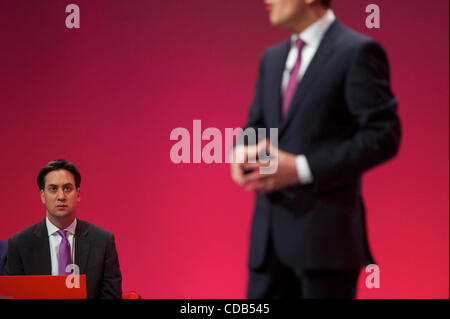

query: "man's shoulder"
(264, 21), (381, 59)
(77, 219), (114, 240)
(264, 39), (290, 59)
(8, 219), (45, 244)
(337, 22), (380, 50)
(323, 21), (387, 64)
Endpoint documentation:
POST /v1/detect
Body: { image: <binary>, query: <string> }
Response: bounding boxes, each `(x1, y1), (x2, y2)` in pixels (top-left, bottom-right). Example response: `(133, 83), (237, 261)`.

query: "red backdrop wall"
(0, 0), (448, 298)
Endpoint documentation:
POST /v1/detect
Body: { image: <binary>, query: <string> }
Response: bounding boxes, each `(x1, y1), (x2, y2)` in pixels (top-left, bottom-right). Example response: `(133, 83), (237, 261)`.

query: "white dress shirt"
(46, 217), (77, 275)
(283, 10), (336, 184)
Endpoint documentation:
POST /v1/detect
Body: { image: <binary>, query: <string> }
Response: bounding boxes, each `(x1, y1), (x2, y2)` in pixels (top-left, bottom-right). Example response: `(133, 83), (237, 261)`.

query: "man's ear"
(77, 188), (81, 202)
(40, 189), (46, 204)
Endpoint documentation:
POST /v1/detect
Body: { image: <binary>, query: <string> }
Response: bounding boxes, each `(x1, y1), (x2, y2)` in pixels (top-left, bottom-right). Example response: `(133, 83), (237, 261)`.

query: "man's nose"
(57, 189), (66, 201)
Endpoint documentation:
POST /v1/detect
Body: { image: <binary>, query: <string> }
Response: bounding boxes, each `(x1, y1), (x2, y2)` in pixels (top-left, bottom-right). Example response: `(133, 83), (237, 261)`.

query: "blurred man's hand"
(230, 143), (265, 186)
(230, 140), (300, 193)
(230, 144), (251, 186)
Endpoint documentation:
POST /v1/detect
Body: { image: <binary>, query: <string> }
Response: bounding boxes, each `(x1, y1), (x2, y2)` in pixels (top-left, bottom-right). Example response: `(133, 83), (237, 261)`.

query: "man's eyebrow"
(46, 183), (74, 188)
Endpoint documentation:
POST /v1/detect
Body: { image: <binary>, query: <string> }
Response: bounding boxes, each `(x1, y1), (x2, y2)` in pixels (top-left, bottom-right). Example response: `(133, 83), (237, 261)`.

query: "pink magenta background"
(0, 0), (448, 298)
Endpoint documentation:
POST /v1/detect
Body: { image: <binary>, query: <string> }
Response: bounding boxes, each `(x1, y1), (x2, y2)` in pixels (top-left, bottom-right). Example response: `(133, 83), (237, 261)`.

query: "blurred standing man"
(231, 0), (401, 298)
(5, 159), (122, 299)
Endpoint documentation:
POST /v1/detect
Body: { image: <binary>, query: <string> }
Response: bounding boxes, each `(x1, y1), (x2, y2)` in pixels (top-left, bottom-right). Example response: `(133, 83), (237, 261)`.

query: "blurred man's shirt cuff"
(296, 155), (314, 184)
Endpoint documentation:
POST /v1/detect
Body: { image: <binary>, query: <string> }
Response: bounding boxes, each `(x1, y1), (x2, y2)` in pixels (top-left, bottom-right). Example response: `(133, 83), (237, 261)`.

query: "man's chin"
(270, 18), (290, 28)
(48, 210), (72, 219)
(269, 17), (280, 26)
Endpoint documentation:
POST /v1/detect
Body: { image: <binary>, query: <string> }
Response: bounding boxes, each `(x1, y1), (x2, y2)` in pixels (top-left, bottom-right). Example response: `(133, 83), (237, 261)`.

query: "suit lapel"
(266, 40), (291, 131)
(279, 20), (340, 137)
(33, 219), (52, 275)
(74, 220), (90, 274)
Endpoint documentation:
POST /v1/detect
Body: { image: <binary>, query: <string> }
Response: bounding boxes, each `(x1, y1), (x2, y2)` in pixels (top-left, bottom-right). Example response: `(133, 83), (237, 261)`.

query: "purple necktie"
(57, 229), (72, 275)
(282, 38), (306, 118)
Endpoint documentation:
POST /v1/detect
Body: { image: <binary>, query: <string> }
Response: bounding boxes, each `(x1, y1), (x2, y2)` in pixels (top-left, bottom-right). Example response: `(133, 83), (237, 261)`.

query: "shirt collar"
(46, 217), (77, 237)
(291, 9), (336, 48)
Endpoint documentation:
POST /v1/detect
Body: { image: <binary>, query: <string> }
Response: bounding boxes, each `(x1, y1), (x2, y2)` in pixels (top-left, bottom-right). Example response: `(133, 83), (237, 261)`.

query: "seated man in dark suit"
(4, 159), (122, 299)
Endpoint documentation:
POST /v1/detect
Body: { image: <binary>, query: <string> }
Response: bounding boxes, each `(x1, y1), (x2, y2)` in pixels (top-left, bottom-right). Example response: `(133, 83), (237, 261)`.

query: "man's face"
(265, 0), (307, 28)
(40, 169), (80, 220)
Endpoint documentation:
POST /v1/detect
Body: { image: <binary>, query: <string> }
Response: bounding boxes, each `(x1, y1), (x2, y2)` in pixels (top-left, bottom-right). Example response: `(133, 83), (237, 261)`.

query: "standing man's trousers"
(247, 237), (361, 299)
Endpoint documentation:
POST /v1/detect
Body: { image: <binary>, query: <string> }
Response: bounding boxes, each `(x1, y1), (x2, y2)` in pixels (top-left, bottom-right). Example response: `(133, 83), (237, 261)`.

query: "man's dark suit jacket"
(245, 20), (401, 271)
(4, 219), (122, 299)
(0, 241), (7, 275)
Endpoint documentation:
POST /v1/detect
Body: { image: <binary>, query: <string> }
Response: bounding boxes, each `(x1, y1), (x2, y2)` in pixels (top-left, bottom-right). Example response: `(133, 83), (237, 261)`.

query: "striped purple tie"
(282, 38), (306, 118)
(57, 230), (72, 275)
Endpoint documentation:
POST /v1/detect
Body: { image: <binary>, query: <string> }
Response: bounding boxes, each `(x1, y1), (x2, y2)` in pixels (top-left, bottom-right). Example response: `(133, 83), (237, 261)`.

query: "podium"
(0, 275), (87, 299)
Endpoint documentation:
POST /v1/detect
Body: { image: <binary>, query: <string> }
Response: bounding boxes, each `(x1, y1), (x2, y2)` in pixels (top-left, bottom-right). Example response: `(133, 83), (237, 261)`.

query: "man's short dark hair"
(320, 0), (332, 8)
(37, 159), (81, 190)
